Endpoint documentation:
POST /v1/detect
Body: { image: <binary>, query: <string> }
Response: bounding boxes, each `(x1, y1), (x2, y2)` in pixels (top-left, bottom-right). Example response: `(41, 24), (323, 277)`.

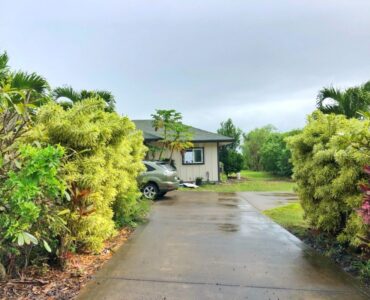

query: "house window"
(182, 148), (204, 165)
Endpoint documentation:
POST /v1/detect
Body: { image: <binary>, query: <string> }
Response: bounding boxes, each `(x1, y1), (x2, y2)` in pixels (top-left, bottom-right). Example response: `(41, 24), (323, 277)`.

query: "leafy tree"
(260, 130), (300, 176)
(316, 81), (370, 118)
(217, 118), (244, 176)
(151, 109), (192, 162)
(242, 125), (275, 170)
(53, 86), (116, 112)
(217, 118), (242, 150)
(167, 122), (193, 162)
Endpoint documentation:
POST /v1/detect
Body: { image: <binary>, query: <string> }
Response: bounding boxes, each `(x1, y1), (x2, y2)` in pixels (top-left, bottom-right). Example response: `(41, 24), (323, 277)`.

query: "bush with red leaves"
(359, 166), (370, 225)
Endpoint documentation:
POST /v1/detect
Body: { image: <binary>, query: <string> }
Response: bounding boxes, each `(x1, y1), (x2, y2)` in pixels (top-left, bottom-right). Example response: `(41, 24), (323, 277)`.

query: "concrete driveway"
(78, 191), (369, 300)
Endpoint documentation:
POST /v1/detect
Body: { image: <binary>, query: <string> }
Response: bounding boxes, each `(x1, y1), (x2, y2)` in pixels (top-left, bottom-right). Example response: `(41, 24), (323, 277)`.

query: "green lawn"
(263, 203), (308, 236)
(180, 170), (295, 192)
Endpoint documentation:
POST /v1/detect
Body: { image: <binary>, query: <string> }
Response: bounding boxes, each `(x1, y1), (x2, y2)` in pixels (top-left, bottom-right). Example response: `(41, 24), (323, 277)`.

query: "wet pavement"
(78, 191), (369, 300)
(238, 192), (299, 211)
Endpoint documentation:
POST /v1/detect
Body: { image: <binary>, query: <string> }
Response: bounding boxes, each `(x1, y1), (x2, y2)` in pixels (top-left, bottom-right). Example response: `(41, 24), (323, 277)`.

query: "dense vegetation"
(242, 126), (299, 176)
(288, 111), (370, 247)
(217, 118), (244, 176)
(0, 52), (147, 278)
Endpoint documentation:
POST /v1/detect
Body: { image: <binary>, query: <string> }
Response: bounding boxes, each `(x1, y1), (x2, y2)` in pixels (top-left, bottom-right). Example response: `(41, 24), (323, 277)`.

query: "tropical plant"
(0, 145), (66, 276)
(167, 122), (193, 162)
(151, 109), (192, 161)
(316, 81), (370, 118)
(33, 98), (146, 253)
(53, 86), (116, 112)
(287, 111), (370, 247)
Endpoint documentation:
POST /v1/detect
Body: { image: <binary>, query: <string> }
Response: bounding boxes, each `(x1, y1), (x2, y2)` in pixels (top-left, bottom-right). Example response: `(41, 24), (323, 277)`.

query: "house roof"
(133, 120), (234, 143)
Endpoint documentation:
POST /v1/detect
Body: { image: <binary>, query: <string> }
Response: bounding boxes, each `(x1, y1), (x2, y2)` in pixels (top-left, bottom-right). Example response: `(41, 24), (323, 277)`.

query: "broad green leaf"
(23, 232), (31, 245)
(43, 240), (52, 253)
(24, 232), (38, 245)
(17, 233), (24, 246)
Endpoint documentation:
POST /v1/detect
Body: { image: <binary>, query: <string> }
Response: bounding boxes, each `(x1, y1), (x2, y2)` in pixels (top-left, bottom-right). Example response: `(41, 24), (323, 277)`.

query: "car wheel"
(142, 183), (159, 200)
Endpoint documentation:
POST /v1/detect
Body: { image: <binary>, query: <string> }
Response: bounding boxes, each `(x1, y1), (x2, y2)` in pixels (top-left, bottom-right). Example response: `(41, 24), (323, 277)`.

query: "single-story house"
(133, 120), (233, 182)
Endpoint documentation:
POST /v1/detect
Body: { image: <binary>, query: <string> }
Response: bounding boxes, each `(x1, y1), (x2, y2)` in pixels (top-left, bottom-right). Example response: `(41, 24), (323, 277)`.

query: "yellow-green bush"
(288, 111), (370, 246)
(33, 99), (146, 252)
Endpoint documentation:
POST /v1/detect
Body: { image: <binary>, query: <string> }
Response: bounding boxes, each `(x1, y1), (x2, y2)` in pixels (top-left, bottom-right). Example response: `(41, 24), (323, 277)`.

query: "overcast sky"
(1, 0), (370, 132)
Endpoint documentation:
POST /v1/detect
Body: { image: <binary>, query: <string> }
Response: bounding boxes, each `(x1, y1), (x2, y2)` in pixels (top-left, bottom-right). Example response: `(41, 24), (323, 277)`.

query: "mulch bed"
(0, 228), (132, 300)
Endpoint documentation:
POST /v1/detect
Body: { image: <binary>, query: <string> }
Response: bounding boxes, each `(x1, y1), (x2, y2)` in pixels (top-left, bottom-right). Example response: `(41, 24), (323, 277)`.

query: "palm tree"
(0, 52), (50, 176)
(0, 52), (50, 117)
(316, 81), (370, 119)
(53, 86), (116, 112)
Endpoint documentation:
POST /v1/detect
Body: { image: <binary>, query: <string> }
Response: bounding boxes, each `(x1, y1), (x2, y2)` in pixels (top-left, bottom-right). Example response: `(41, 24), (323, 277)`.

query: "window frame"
(182, 147), (205, 165)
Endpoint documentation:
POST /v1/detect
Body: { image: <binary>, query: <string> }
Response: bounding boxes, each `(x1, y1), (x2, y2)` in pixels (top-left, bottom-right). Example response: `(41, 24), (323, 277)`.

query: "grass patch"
(180, 170), (295, 192)
(240, 170), (280, 180)
(263, 203), (308, 236)
(190, 180), (295, 192)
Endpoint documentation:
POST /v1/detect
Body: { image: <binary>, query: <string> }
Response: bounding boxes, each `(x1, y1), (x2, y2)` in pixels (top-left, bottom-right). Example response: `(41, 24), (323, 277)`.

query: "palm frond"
(53, 86), (81, 102)
(11, 71), (49, 94)
(318, 104), (341, 115)
(316, 86), (343, 108)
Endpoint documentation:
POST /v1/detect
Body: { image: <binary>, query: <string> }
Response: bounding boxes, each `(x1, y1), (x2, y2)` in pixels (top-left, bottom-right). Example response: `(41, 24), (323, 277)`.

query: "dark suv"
(138, 161), (180, 199)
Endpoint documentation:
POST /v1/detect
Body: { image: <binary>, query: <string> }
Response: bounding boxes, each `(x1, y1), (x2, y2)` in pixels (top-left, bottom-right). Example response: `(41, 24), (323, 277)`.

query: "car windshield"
(156, 162), (176, 171)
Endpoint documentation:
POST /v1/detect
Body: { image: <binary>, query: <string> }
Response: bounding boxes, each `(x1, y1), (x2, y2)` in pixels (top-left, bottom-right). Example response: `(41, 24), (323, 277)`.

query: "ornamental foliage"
(0, 52), (148, 277)
(287, 111), (370, 246)
(33, 99), (147, 253)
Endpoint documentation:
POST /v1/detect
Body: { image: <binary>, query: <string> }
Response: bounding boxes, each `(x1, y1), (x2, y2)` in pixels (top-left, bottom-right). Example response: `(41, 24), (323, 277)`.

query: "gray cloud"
(1, 0), (370, 132)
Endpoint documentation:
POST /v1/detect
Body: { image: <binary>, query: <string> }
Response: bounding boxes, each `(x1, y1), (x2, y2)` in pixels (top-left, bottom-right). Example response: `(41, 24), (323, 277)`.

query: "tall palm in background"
(316, 81), (370, 119)
(53, 86), (116, 112)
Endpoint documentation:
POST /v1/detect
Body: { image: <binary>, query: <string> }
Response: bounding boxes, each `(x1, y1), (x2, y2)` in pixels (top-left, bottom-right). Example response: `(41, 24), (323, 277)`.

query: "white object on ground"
(181, 183), (199, 188)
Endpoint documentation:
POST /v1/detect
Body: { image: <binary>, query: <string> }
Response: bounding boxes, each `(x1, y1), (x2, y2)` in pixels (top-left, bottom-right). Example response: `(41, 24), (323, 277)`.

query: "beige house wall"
(150, 142), (219, 182)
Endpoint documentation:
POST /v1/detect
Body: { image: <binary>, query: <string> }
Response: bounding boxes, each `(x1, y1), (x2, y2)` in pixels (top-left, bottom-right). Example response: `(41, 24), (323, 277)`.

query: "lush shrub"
(287, 111), (370, 246)
(0, 145), (66, 275)
(33, 99), (147, 253)
(220, 149), (244, 176)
